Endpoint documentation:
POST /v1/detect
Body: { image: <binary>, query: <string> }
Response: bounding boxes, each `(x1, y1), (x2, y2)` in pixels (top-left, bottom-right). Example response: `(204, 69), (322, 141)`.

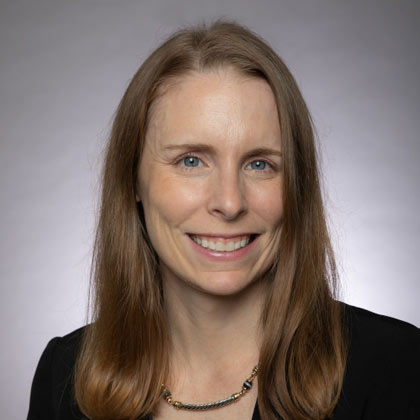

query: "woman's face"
(137, 69), (283, 296)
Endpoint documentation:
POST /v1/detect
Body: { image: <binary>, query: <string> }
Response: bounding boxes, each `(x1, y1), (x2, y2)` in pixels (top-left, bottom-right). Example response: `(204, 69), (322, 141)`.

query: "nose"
(207, 166), (248, 220)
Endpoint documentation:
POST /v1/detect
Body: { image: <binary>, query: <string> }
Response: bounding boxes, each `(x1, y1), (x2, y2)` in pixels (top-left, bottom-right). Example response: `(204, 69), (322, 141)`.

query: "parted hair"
(74, 20), (347, 420)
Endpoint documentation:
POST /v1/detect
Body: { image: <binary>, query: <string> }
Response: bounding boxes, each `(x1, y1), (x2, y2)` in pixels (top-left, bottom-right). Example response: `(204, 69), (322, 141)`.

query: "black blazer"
(27, 304), (420, 419)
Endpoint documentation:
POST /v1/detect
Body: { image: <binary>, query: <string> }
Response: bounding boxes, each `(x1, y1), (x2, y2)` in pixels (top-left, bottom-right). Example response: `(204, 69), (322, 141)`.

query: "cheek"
(250, 180), (283, 225)
(142, 170), (205, 230)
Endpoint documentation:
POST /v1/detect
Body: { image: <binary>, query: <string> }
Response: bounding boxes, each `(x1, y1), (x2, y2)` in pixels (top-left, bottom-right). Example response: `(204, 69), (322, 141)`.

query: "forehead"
(146, 69), (281, 150)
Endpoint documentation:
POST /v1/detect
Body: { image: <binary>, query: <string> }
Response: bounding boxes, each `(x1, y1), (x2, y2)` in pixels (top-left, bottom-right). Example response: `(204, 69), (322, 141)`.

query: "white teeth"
(190, 235), (252, 252)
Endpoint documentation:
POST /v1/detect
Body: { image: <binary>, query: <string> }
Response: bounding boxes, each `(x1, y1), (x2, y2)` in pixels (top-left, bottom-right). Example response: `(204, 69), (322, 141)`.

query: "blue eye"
(177, 156), (271, 172)
(247, 160), (268, 170)
(182, 156), (203, 167)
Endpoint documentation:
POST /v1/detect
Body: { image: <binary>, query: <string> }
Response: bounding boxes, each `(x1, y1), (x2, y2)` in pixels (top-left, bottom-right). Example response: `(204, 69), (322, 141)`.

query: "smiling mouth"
(187, 234), (258, 252)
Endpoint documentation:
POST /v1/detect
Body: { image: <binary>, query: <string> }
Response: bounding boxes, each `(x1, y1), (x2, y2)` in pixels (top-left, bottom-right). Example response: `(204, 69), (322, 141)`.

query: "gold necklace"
(161, 365), (259, 411)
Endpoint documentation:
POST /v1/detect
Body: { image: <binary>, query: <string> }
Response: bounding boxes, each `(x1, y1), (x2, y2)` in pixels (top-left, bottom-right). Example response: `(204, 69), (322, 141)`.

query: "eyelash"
(175, 154), (275, 173)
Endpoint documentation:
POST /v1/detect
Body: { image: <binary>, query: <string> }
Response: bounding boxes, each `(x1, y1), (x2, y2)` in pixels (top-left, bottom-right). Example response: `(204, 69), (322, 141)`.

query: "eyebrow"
(163, 143), (282, 158)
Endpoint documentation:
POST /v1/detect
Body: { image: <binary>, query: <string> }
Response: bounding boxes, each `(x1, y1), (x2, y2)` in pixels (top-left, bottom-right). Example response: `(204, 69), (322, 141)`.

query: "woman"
(27, 20), (420, 420)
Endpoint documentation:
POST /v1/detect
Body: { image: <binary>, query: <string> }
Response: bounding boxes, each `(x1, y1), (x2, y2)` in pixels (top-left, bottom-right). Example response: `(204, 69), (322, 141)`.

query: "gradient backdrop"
(1, 1), (419, 418)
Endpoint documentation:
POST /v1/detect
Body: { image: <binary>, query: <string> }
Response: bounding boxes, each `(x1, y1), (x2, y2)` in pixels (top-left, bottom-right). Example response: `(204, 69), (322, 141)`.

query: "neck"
(162, 272), (267, 387)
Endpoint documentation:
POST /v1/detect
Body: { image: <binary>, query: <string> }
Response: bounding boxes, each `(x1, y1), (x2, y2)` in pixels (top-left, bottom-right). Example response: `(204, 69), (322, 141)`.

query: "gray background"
(1, 1), (419, 418)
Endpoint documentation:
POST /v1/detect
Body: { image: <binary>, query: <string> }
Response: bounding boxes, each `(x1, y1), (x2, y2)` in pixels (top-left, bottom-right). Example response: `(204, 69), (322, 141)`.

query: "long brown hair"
(74, 20), (347, 420)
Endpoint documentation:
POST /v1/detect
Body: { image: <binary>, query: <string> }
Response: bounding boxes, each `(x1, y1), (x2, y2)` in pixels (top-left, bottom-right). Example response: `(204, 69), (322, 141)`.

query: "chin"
(191, 272), (257, 297)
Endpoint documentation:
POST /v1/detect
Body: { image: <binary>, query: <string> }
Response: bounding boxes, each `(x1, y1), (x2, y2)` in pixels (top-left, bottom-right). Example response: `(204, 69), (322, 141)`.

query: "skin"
(137, 68), (283, 419)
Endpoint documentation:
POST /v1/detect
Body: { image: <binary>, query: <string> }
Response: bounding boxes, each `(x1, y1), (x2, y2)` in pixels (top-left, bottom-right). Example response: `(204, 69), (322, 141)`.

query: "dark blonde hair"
(75, 20), (347, 420)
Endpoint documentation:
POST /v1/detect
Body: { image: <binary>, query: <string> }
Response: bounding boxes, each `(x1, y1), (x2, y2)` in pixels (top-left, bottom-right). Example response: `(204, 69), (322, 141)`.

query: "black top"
(27, 304), (420, 420)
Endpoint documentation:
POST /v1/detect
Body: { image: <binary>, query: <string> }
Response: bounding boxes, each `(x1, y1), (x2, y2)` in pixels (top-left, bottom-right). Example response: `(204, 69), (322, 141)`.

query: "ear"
(135, 193), (141, 202)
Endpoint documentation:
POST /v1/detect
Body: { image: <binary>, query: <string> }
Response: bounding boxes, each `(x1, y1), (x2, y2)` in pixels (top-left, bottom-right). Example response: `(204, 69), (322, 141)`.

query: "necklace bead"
(243, 380), (252, 389)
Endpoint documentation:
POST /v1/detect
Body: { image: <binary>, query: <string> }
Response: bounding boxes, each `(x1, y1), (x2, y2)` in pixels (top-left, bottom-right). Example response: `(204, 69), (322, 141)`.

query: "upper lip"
(188, 233), (258, 239)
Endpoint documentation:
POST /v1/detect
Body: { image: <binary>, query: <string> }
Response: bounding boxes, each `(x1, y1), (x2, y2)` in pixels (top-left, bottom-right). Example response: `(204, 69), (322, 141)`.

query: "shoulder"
(342, 303), (420, 361)
(41, 326), (86, 383)
(334, 303), (420, 419)
(51, 326), (85, 360)
(47, 326), (85, 354)
(27, 326), (86, 420)
(343, 303), (419, 334)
